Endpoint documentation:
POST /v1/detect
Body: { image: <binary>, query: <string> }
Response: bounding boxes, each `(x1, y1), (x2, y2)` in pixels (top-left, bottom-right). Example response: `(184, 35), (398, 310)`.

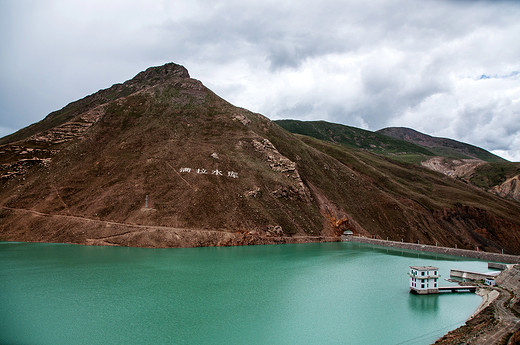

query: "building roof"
(410, 266), (438, 270)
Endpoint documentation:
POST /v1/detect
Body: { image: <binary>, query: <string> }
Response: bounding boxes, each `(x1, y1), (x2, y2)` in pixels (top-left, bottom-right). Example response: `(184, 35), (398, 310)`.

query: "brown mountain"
(1, 63), (520, 253)
(377, 127), (506, 162)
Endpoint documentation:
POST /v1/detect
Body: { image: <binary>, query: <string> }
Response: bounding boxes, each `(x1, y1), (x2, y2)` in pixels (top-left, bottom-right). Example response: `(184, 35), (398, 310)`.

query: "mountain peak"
(129, 62), (190, 84)
(0, 62), (192, 146)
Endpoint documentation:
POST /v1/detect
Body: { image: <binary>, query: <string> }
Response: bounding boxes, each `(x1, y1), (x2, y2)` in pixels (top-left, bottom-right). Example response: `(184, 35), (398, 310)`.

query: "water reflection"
(349, 242), (483, 263)
(408, 293), (439, 313)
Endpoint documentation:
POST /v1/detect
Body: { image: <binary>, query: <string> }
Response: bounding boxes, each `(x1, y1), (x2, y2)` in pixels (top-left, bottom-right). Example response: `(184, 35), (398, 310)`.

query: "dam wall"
(342, 236), (520, 264)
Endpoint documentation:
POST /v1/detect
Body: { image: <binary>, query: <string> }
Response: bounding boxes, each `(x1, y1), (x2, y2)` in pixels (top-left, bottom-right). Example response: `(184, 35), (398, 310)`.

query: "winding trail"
(0, 205), (334, 246)
(476, 287), (520, 344)
(1, 205), (223, 234)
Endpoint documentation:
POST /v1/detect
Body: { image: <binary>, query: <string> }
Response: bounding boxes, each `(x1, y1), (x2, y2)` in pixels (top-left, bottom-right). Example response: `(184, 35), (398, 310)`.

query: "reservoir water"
(0, 241), (494, 344)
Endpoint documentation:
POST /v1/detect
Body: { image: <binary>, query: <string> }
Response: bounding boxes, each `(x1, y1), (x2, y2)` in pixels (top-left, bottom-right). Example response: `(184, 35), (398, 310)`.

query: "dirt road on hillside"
(0, 206), (338, 248)
(435, 265), (520, 344)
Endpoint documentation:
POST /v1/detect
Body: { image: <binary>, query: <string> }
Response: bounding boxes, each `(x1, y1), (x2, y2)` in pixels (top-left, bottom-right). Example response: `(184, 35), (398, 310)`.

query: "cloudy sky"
(1, 0), (519, 161)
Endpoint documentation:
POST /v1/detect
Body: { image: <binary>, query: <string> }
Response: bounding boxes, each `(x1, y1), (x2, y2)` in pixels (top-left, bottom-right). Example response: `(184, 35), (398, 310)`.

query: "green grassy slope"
(470, 162), (520, 189)
(377, 127), (506, 163)
(275, 120), (435, 164)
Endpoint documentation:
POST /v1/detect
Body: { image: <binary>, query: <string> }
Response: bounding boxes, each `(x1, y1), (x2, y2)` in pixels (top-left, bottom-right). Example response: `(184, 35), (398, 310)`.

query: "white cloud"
(392, 71), (520, 158)
(492, 149), (520, 163)
(0, 126), (15, 138)
(1, 0), (519, 160)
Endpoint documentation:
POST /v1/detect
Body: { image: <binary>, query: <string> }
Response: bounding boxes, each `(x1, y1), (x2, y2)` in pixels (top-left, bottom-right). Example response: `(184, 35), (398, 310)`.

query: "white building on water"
(409, 266), (439, 294)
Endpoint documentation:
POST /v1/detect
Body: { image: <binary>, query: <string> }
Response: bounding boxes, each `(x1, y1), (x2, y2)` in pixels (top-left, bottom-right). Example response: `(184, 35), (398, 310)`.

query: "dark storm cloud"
(152, 1), (354, 70)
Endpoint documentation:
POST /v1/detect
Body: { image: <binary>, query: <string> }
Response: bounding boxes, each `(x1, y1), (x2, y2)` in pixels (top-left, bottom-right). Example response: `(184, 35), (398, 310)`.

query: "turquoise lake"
(0, 241), (495, 344)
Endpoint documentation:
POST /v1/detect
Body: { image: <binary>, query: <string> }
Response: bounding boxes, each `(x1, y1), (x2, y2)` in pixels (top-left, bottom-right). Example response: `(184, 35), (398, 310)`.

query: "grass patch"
(470, 162), (520, 189)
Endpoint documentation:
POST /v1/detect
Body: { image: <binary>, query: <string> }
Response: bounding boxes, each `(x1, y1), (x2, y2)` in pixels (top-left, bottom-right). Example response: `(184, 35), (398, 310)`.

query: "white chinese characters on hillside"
(179, 167), (238, 179)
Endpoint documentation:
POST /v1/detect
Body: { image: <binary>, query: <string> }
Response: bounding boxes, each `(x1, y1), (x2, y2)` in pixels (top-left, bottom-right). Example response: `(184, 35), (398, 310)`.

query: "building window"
(421, 284), (424, 288)
(421, 271), (425, 276)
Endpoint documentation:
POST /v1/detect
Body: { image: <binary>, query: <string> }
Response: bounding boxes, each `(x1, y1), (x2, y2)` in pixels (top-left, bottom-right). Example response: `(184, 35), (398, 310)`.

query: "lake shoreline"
(342, 236), (520, 344)
(0, 234), (341, 248)
(0, 205), (343, 248)
(434, 265), (520, 344)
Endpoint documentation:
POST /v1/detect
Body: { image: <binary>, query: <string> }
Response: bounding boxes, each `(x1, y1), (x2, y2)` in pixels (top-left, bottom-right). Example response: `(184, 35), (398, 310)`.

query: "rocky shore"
(434, 264), (520, 345)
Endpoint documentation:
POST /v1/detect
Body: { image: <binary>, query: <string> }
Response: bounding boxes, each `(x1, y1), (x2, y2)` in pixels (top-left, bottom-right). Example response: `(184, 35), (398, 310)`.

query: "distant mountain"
(377, 127), (520, 202)
(1, 63), (520, 253)
(377, 127), (506, 163)
(275, 120), (435, 164)
(277, 120), (519, 202)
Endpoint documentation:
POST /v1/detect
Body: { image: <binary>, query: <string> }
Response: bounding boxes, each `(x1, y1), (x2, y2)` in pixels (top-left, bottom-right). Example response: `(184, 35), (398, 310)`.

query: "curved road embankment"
(434, 264), (520, 344)
(341, 235), (520, 264)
